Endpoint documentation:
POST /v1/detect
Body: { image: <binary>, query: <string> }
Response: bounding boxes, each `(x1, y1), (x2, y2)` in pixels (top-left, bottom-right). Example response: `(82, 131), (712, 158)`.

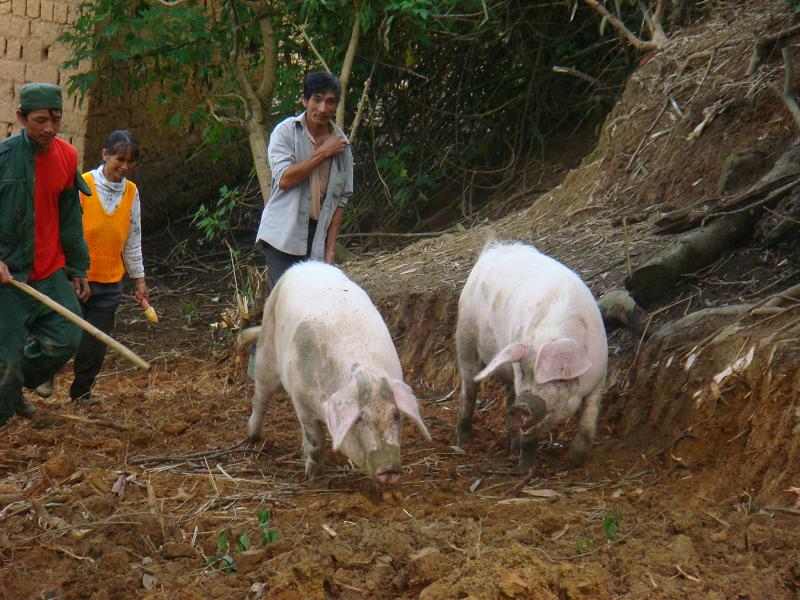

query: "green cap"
(19, 83), (63, 111)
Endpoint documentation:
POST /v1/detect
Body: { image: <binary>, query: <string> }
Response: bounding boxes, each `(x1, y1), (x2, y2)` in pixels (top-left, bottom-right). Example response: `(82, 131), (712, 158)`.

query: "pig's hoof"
(517, 447), (537, 473)
(305, 460), (324, 480)
(456, 425), (474, 445)
(566, 448), (588, 468)
(381, 490), (401, 505)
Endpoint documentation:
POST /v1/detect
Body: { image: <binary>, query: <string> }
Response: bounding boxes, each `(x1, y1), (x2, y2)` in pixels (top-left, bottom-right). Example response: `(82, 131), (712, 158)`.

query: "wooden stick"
(6, 278), (150, 370)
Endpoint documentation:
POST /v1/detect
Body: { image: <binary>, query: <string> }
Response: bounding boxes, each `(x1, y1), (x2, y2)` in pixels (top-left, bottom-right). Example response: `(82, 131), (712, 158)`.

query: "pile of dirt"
(3, 2), (800, 598)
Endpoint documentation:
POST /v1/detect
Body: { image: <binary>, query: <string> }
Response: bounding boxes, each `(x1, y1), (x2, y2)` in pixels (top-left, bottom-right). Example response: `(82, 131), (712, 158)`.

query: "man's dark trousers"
(0, 269), (82, 425)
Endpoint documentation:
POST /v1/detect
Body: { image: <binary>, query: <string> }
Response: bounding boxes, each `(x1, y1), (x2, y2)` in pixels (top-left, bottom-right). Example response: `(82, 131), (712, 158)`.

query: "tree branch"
(747, 21), (800, 76)
(348, 76), (370, 144)
(552, 65), (603, 87)
(336, 0), (362, 129)
(207, 98), (245, 128)
(770, 47), (800, 131)
(583, 0), (662, 52)
(300, 24), (331, 72)
(747, 23), (800, 76)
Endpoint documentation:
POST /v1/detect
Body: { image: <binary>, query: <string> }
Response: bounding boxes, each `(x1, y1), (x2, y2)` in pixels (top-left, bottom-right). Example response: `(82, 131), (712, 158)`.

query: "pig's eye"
(393, 411), (401, 422)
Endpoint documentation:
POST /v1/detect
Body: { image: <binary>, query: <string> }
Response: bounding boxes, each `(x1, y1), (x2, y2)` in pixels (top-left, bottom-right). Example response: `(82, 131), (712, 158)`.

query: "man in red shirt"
(0, 83), (91, 426)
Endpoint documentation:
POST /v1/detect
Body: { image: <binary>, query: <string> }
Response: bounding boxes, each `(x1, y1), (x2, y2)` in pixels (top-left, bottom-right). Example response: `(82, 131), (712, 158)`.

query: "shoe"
(72, 394), (103, 406)
(15, 397), (37, 419)
(35, 379), (54, 398)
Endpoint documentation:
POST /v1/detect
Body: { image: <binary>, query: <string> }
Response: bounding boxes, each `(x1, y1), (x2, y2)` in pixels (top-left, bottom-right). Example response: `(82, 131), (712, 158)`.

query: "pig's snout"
(376, 470), (402, 486)
(512, 395), (546, 437)
(368, 445), (401, 487)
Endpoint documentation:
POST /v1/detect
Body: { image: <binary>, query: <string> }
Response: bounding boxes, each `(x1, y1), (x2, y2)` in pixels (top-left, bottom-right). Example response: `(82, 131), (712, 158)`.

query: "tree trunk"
(336, 0), (361, 130)
(247, 121), (272, 205)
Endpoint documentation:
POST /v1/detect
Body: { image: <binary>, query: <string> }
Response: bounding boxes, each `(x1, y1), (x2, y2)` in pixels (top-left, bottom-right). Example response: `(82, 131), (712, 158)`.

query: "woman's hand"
(133, 277), (149, 306)
(73, 277), (91, 302)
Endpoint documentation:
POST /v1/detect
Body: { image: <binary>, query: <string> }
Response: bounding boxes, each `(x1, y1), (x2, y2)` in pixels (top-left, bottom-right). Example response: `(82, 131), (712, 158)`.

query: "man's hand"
(279, 133), (348, 191)
(132, 277), (149, 306)
(0, 260), (11, 284)
(324, 247), (336, 265)
(73, 277), (90, 302)
(317, 134), (347, 158)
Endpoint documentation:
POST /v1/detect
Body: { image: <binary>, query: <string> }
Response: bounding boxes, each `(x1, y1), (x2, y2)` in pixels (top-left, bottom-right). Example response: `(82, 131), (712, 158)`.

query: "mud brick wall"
(0, 0), (252, 227)
(0, 0), (86, 150)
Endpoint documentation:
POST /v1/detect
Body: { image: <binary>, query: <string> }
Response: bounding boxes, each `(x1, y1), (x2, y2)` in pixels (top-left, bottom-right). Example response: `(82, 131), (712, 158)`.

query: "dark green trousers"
(0, 269), (82, 426)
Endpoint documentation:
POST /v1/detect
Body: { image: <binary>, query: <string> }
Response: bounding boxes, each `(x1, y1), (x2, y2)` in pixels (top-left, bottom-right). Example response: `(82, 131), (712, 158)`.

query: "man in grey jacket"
(255, 71), (354, 289)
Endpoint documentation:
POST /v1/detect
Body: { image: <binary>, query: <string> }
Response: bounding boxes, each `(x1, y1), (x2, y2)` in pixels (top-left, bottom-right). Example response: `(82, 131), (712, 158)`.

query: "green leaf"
(216, 529), (229, 553)
(602, 513), (620, 541)
(237, 533), (251, 552)
(221, 554), (237, 573)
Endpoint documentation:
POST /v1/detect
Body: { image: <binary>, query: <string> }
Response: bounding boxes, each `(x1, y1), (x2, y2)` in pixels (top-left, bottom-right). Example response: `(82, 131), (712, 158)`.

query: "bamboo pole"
(6, 278), (151, 371)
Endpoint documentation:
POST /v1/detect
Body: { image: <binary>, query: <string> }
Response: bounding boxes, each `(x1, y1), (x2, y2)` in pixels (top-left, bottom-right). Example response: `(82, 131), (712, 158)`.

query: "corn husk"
(144, 306), (158, 323)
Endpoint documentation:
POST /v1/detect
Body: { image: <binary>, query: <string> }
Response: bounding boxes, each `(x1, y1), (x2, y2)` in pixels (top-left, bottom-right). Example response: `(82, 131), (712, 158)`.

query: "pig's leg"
(247, 370), (280, 441)
(300, 417), (326, 478)
(455, 327), (480, 445)
(246, 320), (280, 442)
(567, 389), (601, 467)
(504, 384), (520, 453)
(518, 438), (538, 473)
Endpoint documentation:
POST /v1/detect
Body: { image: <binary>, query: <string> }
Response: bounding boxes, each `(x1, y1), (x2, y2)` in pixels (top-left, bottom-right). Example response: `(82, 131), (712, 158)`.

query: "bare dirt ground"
(3, 2), (800, 598)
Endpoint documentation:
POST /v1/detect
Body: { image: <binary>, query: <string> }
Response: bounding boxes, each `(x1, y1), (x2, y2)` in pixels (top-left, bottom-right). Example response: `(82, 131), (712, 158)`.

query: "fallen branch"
(58, 413), (128, 432)
(339, 229), (458, 239)
(626, 211), (754, 306)
(130, 440), (272, 465)
(39, 541), (96, 563)
(504, 468), (537, 498)
(761, 506), (800, 516)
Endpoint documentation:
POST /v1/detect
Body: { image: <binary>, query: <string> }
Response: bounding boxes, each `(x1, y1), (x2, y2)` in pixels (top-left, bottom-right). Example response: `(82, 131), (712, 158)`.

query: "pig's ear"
(390, 380), (432, 441)
(323, 383), (361, 451)
(474, 343), (528, 382)
(534, 338), (592, 383)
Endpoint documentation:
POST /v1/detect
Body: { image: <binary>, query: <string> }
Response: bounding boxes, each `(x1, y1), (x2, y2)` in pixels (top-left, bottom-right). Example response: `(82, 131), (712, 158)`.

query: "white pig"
(455, 242), (607, 470)
(242, 262), (430, 486)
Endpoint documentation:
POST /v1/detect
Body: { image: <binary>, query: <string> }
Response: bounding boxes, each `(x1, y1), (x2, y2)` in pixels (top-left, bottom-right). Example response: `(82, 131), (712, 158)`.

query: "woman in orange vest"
(37, 130), (148, 403)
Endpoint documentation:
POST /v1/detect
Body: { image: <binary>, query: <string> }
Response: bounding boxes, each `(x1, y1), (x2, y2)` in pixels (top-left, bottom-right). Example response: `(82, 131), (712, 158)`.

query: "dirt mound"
(4, 2), (800, 598)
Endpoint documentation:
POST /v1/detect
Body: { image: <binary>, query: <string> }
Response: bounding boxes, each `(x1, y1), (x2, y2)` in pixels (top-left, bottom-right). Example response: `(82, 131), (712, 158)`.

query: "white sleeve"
(268, 120), (296, 188)
(122, 187), (145, 278)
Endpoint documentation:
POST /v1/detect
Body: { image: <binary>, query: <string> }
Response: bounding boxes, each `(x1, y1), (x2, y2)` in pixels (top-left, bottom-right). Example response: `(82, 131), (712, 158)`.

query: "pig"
(242, 262), (430, 487)
(455, 242), (608, 471)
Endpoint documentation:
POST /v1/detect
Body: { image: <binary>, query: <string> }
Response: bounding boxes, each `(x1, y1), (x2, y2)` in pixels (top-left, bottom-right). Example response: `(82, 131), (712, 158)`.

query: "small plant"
(602, 509), (622, 541)
(576, 537), (594, 554)
(204, 509), (279, 575)
(236, 532), (251, 552)
(205, 530), (236, 573)
(257, 507), (280, 545)
(192, 185), (244, 245)
(180, 299), (200, 324)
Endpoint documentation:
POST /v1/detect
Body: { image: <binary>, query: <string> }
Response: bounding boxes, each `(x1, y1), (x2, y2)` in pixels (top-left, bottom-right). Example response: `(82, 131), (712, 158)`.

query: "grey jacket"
(256, 113), (354, 258)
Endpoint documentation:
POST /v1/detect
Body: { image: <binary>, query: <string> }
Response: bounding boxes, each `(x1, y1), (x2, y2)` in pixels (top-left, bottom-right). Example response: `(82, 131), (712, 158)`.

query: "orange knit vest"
(81, 172), (137, 283)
